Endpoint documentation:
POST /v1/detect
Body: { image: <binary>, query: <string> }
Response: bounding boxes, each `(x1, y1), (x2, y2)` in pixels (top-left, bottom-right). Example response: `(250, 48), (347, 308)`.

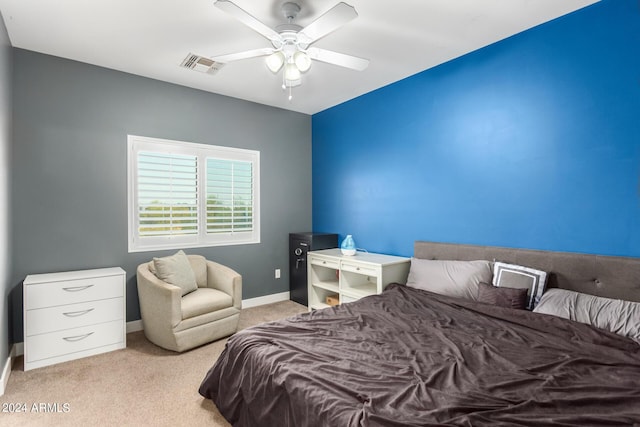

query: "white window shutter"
(206, 159), (253, 234)
(127, 135), (260, 252)
(137, 152), (198, 237)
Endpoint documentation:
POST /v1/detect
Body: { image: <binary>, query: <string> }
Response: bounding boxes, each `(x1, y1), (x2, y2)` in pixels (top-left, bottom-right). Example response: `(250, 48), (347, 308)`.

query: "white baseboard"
(10, 291), (292, 360)
(126, 319), (144, 334)
(242, 291), (290, 308)
(0, 345), (15, 396)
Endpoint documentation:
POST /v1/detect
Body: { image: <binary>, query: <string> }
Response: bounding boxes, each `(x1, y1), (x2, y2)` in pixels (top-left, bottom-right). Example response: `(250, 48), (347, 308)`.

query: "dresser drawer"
(25, 297), (124, 337)
(25, 275), (123, 310)
(309, 256), (340, 270)
(25, 320), (124, 364)
(340, 261), (378, 276)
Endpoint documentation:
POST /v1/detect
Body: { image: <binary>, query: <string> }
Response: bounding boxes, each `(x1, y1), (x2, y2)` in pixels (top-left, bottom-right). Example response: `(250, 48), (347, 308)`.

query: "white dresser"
(23, 267), (126, 371)
(307, 249), (410, 310)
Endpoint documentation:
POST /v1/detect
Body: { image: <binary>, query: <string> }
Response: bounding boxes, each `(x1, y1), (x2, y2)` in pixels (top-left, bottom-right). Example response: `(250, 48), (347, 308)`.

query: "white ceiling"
(0, 0), (598, 115)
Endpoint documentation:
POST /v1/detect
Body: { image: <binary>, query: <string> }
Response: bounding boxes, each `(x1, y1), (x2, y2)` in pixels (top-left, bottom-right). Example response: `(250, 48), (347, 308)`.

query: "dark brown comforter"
(199, 284), (640, 426)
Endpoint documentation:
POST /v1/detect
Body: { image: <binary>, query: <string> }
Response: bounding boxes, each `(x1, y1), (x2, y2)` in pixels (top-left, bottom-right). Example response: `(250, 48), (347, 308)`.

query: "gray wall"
(0, 14), (11, 364)
(10, 48), (312, 343)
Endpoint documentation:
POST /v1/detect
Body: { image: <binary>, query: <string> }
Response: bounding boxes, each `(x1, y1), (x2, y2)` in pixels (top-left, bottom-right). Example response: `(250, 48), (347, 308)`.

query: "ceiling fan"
(210, 0), (369, 99)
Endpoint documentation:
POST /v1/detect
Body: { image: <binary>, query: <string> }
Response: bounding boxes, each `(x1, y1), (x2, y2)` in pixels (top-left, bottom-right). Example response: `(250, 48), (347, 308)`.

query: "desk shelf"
(307, 249), (409, 310)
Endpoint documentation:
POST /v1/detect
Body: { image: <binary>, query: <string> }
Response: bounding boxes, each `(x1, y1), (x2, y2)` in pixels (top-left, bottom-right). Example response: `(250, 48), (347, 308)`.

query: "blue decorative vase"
(340, 234), (356, 256)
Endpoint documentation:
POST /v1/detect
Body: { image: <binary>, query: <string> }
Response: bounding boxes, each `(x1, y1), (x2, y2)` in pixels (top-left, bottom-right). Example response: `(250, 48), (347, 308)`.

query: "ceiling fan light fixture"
(293, 51), (311, 73)
(213, 0), (367, 100)
(284, 62), (301, 81)
(265, 51), (285, 73)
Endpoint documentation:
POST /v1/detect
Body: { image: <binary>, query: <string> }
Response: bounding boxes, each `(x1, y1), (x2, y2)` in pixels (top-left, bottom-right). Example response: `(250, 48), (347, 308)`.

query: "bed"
(199, 241), (640, 426)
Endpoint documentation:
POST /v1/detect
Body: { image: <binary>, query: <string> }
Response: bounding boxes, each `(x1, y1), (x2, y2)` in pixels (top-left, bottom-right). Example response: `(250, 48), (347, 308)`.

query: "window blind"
(137, 151), (198, 237)
(206, 159), (253, 234)
(128, 135), (260, 252)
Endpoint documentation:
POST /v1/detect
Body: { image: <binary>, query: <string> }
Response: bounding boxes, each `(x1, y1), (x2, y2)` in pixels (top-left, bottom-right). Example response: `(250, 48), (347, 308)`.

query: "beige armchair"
(136, 254), (242, 352)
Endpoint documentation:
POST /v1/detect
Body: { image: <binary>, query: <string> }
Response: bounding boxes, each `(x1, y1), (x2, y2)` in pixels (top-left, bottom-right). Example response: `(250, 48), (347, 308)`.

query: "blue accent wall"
(312, 0), (640, 258)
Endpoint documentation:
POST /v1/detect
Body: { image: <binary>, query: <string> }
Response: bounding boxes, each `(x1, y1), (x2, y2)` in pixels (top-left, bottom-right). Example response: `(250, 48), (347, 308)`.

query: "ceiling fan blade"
(214, 0), (280, 43)
(212, 47), (275, 63)
(298, 2), (358, 45)
(307, 47), (369, 71)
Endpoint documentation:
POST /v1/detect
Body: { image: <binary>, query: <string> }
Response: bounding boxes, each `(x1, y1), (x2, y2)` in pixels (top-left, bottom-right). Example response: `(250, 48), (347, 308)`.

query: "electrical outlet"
(275, 269), (281, 279)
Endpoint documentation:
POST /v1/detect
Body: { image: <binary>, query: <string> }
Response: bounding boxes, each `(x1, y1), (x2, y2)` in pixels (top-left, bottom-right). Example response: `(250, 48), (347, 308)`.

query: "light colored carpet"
(0, 300), (307, 426)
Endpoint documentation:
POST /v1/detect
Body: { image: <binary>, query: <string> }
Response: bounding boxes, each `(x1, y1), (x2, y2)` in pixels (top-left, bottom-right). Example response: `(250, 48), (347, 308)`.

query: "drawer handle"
(62, 332), (94, 342)
(63, 308), (94, 318)
(62, 284), (94, 292)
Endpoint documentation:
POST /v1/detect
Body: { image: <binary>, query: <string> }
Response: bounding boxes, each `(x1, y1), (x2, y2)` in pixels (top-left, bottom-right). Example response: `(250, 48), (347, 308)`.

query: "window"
(127, 135), (260, 252)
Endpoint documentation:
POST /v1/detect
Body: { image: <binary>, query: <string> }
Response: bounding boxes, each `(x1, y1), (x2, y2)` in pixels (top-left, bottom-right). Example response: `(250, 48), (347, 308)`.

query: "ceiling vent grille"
(180, 53), (224, 74)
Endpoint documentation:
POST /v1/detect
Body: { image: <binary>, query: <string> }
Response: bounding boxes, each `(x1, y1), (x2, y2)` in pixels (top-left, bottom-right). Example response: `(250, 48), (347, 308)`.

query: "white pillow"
(493, 262), (548, 310)
(406, 259), (492, 301)
(153, 250), (198, 296)
(534, 288), (640, 344)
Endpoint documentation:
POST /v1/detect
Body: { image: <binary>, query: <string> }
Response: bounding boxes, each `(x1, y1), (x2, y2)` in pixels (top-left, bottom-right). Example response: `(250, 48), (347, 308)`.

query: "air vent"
(180, 53), (224, 75)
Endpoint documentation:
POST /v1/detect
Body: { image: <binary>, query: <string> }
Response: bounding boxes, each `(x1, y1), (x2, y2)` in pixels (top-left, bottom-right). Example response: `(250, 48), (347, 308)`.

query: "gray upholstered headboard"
(414, 241), (640, 303)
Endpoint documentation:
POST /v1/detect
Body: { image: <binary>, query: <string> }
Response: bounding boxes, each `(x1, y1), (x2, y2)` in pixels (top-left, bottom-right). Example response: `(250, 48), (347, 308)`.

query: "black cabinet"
(289, 233), (338, 306)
